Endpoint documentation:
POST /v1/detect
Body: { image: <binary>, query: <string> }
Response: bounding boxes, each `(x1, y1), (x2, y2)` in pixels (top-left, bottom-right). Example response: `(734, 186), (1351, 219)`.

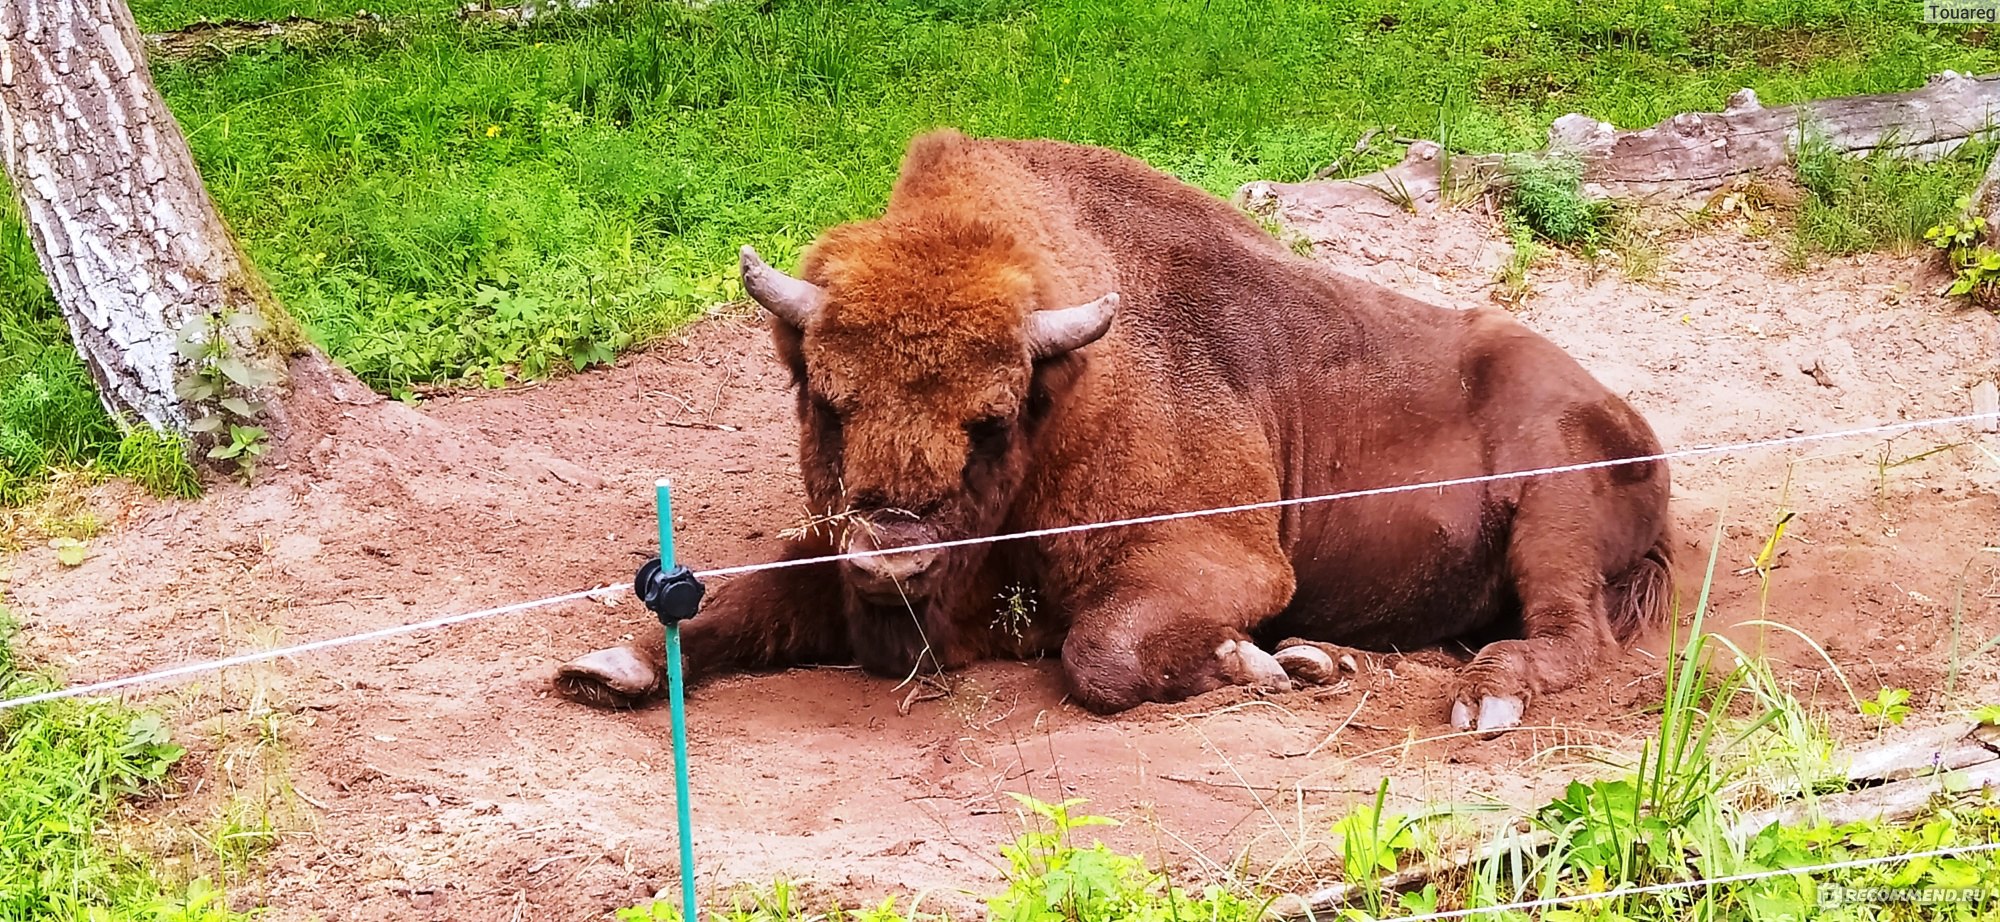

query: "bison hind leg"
(1450, 482), (1643, 734)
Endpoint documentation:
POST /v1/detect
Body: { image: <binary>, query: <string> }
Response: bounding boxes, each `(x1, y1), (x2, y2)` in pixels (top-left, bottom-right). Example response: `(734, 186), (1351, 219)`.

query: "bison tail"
(1606, 535), (1675, 645)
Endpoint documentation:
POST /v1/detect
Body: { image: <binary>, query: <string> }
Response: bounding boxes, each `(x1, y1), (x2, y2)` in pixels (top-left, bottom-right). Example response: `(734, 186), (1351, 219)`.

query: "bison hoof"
(1272, 642), (1360, 686)
(1449, 695), (1526, 734)
(554, 646), (660, 709)
(1217, 639), (1292, 692)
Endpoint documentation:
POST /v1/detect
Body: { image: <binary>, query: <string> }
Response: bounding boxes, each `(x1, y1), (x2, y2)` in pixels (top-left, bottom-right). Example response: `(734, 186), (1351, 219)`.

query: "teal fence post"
(655, 478), (697, 922)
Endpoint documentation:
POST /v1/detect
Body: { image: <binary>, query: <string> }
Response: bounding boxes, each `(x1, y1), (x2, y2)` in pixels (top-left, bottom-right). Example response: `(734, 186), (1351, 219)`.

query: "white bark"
(0, 0), (285, 431)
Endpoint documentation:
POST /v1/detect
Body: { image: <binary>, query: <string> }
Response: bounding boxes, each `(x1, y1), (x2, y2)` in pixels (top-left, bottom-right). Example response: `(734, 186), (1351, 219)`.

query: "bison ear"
(740, 245), (827, 330)
(1027, 292), (1119, 360)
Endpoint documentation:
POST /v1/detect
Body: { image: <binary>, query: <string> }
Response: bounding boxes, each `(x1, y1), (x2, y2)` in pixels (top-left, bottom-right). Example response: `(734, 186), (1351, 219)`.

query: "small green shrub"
(1924, 200), (2000, 309)
(987, 794), (1265, 922)
(1504, 156), (1614, 250)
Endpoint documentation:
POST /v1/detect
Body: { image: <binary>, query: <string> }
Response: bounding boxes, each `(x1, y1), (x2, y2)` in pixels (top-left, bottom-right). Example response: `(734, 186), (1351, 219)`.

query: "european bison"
(556, 129), (1673, 731)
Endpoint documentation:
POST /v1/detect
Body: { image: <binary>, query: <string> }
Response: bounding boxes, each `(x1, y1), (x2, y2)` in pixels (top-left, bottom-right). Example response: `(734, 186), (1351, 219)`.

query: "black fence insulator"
(634, 557), (705, 626)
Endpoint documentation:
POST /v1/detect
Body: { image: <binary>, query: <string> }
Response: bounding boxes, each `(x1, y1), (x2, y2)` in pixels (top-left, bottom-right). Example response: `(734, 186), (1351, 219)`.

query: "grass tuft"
(0, 608), (248, 921)
(1791, 135), (1992, 257)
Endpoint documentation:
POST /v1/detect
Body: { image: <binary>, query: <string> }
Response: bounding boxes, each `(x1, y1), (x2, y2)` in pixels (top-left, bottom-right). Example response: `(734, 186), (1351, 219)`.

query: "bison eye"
(965, 415), (1012, 458)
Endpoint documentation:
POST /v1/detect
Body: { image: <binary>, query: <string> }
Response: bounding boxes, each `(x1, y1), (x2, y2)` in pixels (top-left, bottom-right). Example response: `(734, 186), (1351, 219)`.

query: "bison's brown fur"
(557, 130), (1674, 730)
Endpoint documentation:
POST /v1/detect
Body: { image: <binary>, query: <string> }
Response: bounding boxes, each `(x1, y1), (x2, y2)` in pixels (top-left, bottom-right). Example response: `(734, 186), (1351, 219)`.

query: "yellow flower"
(1061, 75), (1072, 85)
(486, 125), (502, 138)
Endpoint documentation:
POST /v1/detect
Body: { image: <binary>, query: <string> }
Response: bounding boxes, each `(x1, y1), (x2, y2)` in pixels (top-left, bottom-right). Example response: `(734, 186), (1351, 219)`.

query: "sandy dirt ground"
(6, 184), (1999, 922)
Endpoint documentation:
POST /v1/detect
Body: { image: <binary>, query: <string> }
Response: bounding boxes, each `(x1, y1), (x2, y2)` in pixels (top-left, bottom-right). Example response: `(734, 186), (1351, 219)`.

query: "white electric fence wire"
(0, 409), (1993, 713)
(0, 586), (620, 710)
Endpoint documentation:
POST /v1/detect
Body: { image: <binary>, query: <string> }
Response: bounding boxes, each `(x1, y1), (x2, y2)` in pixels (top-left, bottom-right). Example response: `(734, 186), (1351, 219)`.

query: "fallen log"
(1550, 72), (2000, 198)
(141, 15), (386, 63)
(140, 0), (641, 62)
(1727, 722), (2000, 845)
(1241, 71), (2000, 212)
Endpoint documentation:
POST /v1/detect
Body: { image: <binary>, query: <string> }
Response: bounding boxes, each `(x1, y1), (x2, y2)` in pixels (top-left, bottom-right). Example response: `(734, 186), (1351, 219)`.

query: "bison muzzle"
(555, 130), (1674, 732)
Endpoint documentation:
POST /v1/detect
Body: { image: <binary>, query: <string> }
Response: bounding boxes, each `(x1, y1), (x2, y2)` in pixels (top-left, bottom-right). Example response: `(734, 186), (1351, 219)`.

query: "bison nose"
(844, 528), (941, 590)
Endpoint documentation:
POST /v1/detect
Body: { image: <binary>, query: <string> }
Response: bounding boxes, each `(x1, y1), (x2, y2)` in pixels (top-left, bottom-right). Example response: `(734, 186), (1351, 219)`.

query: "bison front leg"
(1057, 539), (1298, 713)
(555, 545), (849, 709)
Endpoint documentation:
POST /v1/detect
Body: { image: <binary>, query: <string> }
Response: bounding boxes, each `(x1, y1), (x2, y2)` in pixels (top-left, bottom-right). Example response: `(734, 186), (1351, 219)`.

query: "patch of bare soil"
(7, 199), (2000, 921)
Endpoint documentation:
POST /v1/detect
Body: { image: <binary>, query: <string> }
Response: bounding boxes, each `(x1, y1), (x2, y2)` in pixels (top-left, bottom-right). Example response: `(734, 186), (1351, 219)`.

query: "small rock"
(1724, 88), (1762, 113)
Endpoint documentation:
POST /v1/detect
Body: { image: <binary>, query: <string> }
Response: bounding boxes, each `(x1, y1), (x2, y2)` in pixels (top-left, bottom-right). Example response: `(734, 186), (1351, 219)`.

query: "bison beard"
(555, 129), (1675, 732)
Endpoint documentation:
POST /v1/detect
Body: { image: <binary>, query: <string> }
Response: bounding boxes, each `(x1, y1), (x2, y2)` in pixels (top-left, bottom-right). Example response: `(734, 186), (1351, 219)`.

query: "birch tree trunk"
(0, 0), (323, 449)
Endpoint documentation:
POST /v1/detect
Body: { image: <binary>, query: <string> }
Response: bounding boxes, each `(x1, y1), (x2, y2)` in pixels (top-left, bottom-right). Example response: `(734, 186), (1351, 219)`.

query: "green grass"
(0, 609), (245, 922)
(1792, 136), (1994, 258)
(129, 0), (2000, 391)
(5, 0), (2000, 499)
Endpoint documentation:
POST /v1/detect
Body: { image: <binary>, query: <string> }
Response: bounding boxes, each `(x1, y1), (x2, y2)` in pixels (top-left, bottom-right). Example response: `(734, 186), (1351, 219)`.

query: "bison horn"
(1026, 292), (1119, 359)
(740, 245), (827, 330)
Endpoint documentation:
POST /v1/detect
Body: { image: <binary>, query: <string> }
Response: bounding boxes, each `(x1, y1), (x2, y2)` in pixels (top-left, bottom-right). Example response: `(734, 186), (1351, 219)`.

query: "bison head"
(739, 221), (1115, 614)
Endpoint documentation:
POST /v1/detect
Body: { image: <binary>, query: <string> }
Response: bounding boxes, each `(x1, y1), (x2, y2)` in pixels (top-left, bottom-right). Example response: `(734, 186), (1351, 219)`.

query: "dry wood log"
(1547, 72), (2000, 198)
(141, 15), (386, 63)
(1240, 141), (1457, 219)
(1724, 722), (2000, 844)
(138, 0), (639, 62)
(1841, 721), (2000, 785)
(1729, 763), (2000, 847)
(1244, 71), (2000, 212)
